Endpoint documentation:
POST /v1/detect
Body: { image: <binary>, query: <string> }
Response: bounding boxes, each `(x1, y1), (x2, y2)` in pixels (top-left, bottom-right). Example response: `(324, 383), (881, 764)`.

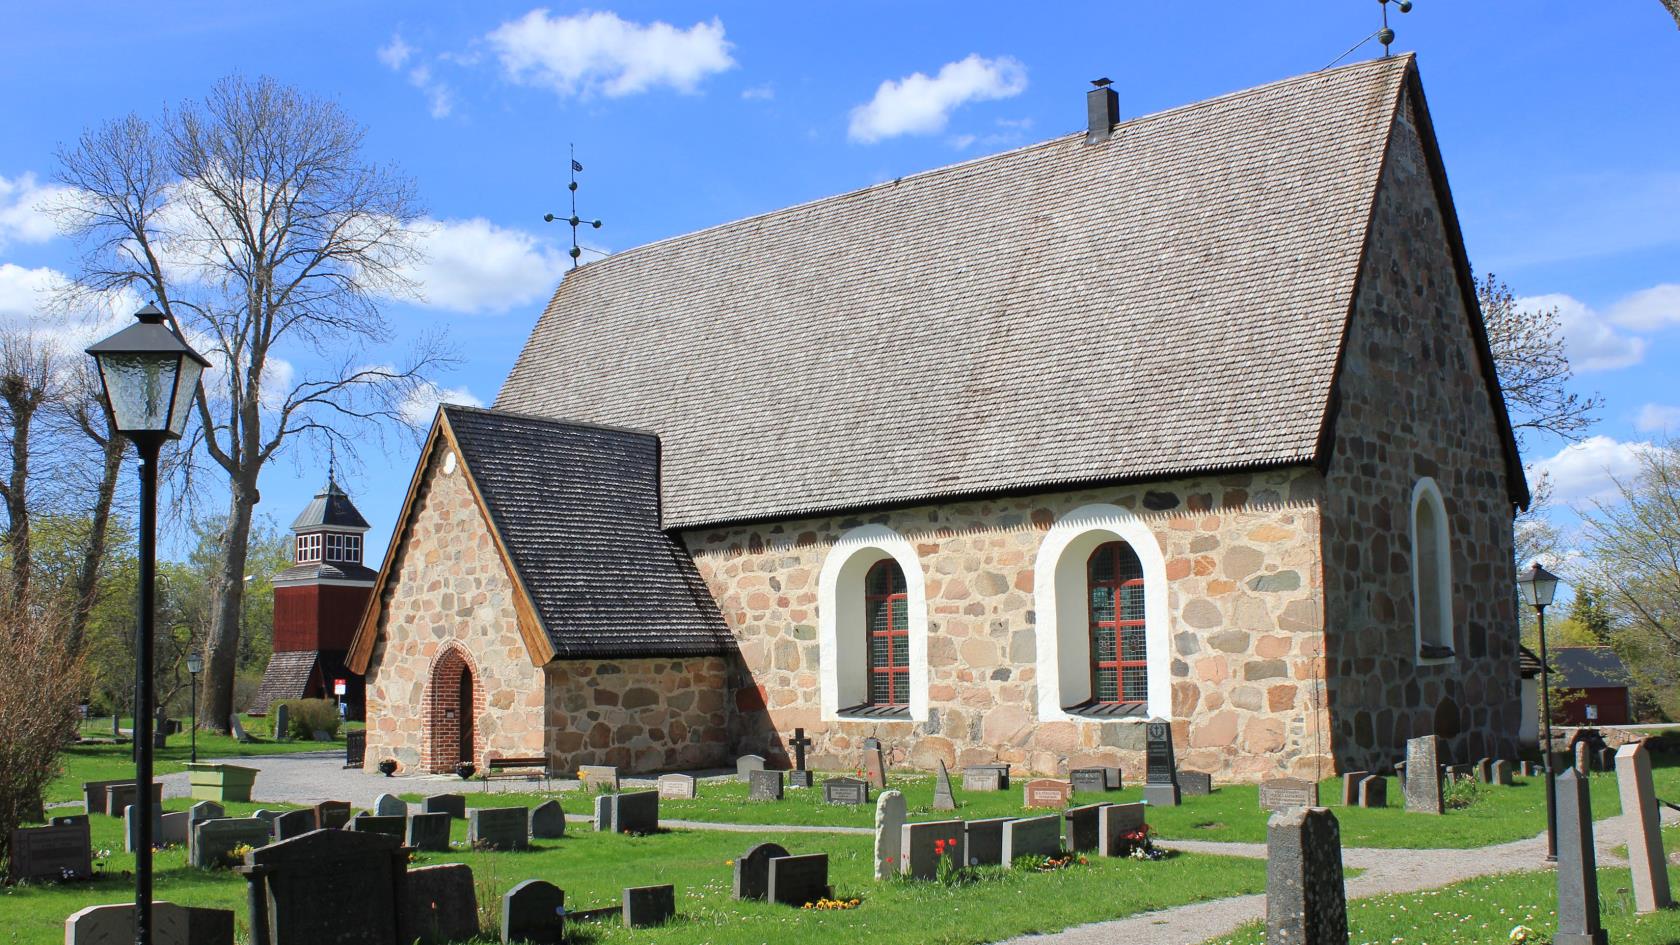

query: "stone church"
(348, 54), (1528, 783)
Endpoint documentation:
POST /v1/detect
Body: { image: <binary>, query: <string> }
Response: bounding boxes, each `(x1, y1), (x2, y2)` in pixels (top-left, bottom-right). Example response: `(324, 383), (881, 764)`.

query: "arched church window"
(1412, 478), (1453, 661)
(865, 559), (909, 706)
(1087, 541), (1148, 704)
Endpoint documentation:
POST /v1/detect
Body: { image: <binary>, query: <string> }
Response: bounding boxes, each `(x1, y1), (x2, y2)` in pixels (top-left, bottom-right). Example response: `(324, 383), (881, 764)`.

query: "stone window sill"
(1417, 644), (1455, 665)
(836, 703), (911, 721)
(1063, 701), (1148, 720)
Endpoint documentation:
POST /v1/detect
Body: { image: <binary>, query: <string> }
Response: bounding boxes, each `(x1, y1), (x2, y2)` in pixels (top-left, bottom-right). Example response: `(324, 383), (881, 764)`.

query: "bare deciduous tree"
(0, 330), (63, 605)
(1479, 273), (1601, 452)
(0, 595), (83, 869)
(54, 75), (448, 731)
(1663, 0), (1680, 30)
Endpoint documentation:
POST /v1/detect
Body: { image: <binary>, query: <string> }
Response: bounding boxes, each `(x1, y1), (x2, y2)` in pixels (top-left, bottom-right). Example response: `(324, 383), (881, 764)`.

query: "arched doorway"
(424, 645), (480, 773)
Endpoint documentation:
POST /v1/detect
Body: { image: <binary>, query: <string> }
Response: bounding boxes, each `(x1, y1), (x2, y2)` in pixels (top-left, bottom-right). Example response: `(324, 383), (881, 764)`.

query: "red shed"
(1551, 647), (1633, 727)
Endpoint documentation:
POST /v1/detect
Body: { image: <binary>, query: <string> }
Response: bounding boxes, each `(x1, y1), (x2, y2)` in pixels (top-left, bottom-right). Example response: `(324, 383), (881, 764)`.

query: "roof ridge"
(552, 54), (1413, 283)
(443, 403), (660, 441)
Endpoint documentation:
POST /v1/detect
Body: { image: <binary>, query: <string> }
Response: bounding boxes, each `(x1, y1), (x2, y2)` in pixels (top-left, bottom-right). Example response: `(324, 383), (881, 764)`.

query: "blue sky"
(2, 2), (1676, 563)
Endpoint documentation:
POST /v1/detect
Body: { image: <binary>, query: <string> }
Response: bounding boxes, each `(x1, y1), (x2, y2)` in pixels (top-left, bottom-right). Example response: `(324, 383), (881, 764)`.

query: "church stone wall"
(362, 443), (546, 773)
(543, 658), (732, 772)
(1319, 87), (1521, 772)
(685, 469), (1334, 783)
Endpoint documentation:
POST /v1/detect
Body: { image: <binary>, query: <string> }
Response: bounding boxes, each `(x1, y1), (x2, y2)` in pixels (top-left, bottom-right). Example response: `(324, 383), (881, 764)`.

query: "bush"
(272, 698), (342, 740)
(1443, 775), (1489, 810)
(0, 597), (84, 877)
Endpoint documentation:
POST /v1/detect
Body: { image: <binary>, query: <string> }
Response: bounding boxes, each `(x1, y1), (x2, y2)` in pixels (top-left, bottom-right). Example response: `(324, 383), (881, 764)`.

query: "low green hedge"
(271, 699), (342, 740)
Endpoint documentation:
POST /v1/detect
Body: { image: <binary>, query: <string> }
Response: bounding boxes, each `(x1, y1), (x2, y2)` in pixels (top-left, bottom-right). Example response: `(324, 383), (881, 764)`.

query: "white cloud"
(0, 173), (69, 249)
(1528, 435), (1653, 504)
(401, 381), (483, 425)
(377, 34), (414, 71)
(1636, 403), (1680, 433)
(392, 217), (569, 314)
(1608, 283), (1680, 332)
(486, 10), (735, 98)
(0, 262), (63, 321)
(377, 35), (455, 119)
(741, 84), (774, 101)
(848, 54), (1027, 143)
(1515, 292), (1646, 372)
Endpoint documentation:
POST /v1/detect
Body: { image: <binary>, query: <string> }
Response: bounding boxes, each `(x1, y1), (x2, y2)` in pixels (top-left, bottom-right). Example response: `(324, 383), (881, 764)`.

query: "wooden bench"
(482, 756), (551, 792)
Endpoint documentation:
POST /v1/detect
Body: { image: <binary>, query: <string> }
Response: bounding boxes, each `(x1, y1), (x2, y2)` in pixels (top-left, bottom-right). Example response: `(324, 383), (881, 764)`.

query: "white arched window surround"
(1411, 477), (1454, 662)
(817, 525), (930, 721)
(1034, 504), (1171, 722)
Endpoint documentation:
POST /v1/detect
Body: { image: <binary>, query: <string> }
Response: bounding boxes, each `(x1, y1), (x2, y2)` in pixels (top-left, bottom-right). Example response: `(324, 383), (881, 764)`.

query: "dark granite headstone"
(1023, 778), (1071, 809)
(373, 793), (407, 817)
(964, 816), (1012, 866)
(1259, 777), (1319, 811)
(529, 800), (566, 839)
(823, 776), (869, 805)
(81, 779), (128, 816)
(502, 879), (564, 945)
(788, 770), (813, 790)
(1070, 768), (1116, 794)
(344, 729), (366, 766)
(401, 863), (478, 945)
(1178, 771), (1212, 796)
(963, 764), (1009, 791)
(190, 800), (225, 824)
(1555, 769), (1608, 945)
(8, 819), (92, 882)
(1144, 719), (1180, 807)
(899, 819), (965, 879)
(237, 827), (406, 945)
(407, 812), (452, 851)
(658, 773), (697, 799)
(768, 854), (831, 907)
(1001, 814), (1063, 866)
(593, 793), (614, 832)
(932, 759), (957, 811)
(1596, 747), (1616, 773)
(1339, 771), (1369, 806)
(313, 801), (352, 830)
(736, 754), (766, 782)
(190, 817), (270, 869)
(1265, 807), (1348, 945)
(106, 782), (164, 819)
(349, 814), (407, 840)
(732, 841), (790, 901)
(614, 791), (659, 835)
(1098, 802), (1147, 857)
(468, 807), (529, 850)
(273, 703), (291, 740)
(50, 813), (89, 827)
(748, 769), (785, 802)
(622, 883), (676, 928)
(862, 738), (888, 789)
(1063, 803), (1110, 852)
(271, 809), (315, 842)
(1356, 775), (1387, 809)
(423, 793), (467, 820)
(1404, 735), (1444, 814)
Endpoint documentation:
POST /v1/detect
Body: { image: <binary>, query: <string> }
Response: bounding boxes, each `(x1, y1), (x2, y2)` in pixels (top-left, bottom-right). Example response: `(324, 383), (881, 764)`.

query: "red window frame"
(1087, 541), (1147, 705)
(864, 559), (909, 707)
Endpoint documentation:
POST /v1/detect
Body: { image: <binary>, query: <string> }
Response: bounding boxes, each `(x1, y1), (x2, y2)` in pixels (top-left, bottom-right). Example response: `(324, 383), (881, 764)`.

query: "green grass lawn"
(44, 717), (343, 804)
(2, 806), (1270, 945)
(446, 754), (1678, 851)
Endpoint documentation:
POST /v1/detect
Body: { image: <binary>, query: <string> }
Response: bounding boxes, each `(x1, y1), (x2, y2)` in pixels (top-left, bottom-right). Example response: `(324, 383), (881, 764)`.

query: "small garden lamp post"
(1517, 560), (1561, 863)
(86, 304), (209, 945)
(186, 651), (203, 764)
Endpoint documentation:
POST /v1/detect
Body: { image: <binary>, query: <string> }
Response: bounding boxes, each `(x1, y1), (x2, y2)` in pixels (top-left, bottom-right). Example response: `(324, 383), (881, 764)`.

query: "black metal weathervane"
(544, 144), (603, 268)
(1325, 0), (1413, 70)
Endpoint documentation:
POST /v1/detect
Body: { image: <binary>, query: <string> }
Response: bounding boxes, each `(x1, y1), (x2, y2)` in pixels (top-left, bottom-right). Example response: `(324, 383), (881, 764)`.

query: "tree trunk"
(202, 476), (257, 733)
(2, 396), (35, 604)
(64, 433), (125, 661)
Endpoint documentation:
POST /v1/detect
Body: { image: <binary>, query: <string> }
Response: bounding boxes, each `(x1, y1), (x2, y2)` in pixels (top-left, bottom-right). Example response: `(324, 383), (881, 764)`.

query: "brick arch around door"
(422, 643), (486, 773)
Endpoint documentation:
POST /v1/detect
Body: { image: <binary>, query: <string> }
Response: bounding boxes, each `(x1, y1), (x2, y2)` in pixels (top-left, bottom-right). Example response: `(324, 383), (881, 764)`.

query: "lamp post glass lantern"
(1517, 561), (1562, 863)
(186, 652), (202, 764)
(86, 304), (209, 945)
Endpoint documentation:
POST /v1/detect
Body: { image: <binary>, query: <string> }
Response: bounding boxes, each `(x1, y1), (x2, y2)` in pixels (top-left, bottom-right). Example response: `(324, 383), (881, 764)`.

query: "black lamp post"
(1517, 560), (1562, 863)
(86, 304), (209, 945)
(186, 651), (202, 765)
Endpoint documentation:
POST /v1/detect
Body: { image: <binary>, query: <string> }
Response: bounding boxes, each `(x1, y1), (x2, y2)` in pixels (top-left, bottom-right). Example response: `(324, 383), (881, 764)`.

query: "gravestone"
(1356, 775), (1387, 809)
(51, 813), (89, 827)
(768, 854), (831, 906)
(958, 816), (1007, 866)
(469, 807), (529, 850)
(932, 760), (957, 811)
(1596, 746), (1615, 773)
(64, 902), (234, 945)
(190, 817), (270, 869)
(1259, 777), (1319, 812)
(1178, 771), (1213, 796)
(1064, 803), (1110, 852)
(1574, 741), (1592, 776)
(1002, 814), (1063, 866)
(344, 729), (367, 767)
(373, 793), (407, 817)
(732, 841), (790, 901)
(314, 801), (352, 830)
(823, 776), (869, 805)
(82, 779), (129, 816)
(1403, 735), (1444, 814)
(237, 827), (406, 945)
(963, 764), (1009, 791)
(273, 704), (291, 740)
(159, 811), (189, 847)
(407, 812), (452, 851)
(736, 754), (765, 782)
(400, 863), (478, 945)
(1444, 764), (1474, 783)
(1492, 759), (1513, 786)
(190, 800), (225, 824)
(106, 782), (164, 819)
(578, 765), (620, 791)
(614, 791), (660, 835)
(1555, 769), (1608, 945)
(748, 769), (785, 801)
(1265, 807), (1347, 945)
(862, 737), (888, 789)
(1614, 742), (1672, 914)
(271, 809), (315, 842)
(1144, 719), (1181, 807)
(252, 809), (279, 824)
(529, 800), (566, 839)
(230, 713), (252, 743)
(349, 814), (406, 840)
(1340, 771), (1369, 806)
(1023, 778), (1072, 809)
(1393, 760), (1407, 781)
(1519, 760), (1536, 778)
(899, 819), (965, 879)
(502, 879), (565, 945)
(1475, 757), (1493, 783)
(1071, 768), (1119, 794)
(8, 819), (92, 882)
(874, 790), (906, 880)
(124, 804), (163, 852)
(658, 773), (697, 800)
(423, 793), (467, 820)
(787, 728), (814, 789)
(622, 884), (675, 928)
(593, 794), (614, 832)
(1098, 802), (1147, 857)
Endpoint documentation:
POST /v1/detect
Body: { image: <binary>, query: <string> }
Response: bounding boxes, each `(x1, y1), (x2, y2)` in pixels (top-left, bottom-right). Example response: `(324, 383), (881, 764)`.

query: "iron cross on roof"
(788, 728), (813, 771)
(543, 144), (603, 268)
